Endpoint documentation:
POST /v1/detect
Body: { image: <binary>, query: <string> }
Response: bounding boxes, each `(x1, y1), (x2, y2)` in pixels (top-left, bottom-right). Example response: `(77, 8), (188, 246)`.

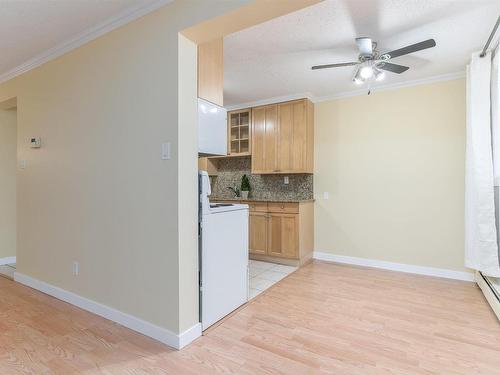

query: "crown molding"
(313, 71), (466, 103)
(225, 92), (314, 111)
(225, 71), (466, 109)
(0, 0), (174, 85)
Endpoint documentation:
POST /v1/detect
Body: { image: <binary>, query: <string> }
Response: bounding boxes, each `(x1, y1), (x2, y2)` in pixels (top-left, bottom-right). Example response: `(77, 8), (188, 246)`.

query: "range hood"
(198, 98), (227, 156)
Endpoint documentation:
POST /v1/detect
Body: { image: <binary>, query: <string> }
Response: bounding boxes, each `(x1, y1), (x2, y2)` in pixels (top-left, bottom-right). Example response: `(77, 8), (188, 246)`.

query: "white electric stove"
(198, 171), (249, 330)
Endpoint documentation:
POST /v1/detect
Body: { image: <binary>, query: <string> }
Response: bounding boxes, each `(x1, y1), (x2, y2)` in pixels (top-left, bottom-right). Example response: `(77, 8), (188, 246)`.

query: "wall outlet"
(161, 142), (171, 160)
(323, 192), (329, 200)
(284, 176), (289, 185)
(73, 261), (79, 276)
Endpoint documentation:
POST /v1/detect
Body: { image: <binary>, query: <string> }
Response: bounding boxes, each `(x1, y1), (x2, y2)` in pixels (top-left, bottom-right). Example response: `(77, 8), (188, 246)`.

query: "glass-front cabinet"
(228, 109), (251, 156)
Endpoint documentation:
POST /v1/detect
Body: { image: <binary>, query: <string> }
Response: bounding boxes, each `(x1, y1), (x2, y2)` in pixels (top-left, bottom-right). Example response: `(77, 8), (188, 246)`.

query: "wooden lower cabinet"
(267, 213), (299, 258)
(211, 200), (313, 265)
(249, 212), (268, 255)
(249, 201), (313, 265)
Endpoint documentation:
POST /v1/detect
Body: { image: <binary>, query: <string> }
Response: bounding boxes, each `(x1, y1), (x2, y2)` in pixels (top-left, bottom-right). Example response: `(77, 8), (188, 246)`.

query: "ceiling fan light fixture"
(352, 66), (364, 84)
(311, 37), (436, 89)
(353, 76), (364, 85)
(374, 68), (385, 81)
(359, 65), (373, 79)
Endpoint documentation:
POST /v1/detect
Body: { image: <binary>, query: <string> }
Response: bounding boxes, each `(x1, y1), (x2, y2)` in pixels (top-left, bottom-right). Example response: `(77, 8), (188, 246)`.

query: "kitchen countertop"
(209, 197), (315, 203)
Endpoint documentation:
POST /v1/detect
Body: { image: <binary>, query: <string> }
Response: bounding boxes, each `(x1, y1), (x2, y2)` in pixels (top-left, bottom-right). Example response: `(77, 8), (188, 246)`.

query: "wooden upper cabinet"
(251, 104), (279, 174)
(251, 99), (313, 174)
(228, 109), (251, 156)
(198, 157), (218, 176)
(198, 38), (223, 106)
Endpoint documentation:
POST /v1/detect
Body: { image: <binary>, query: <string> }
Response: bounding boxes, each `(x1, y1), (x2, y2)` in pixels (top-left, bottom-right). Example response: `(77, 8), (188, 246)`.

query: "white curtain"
(493, 48), (500, 188)
(465, 50), (500, 277)
(492, 48), (500, 266)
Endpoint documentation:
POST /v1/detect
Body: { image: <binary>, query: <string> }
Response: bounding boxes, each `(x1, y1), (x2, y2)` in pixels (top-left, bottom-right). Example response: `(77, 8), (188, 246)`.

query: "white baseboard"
(178, 322), (202, 349)
(313, 252), (474, 282)
(0, 256), (16, 266)
(13, 272), (200, 349)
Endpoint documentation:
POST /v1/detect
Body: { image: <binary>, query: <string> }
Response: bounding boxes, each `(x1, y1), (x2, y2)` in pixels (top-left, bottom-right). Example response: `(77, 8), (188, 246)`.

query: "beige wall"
(0, 0), (319, 339)
(177, 34), (199, 332)
(0, 108), (16, 260)
(315, 79), (468, 272)
(0, 0), (252, 335)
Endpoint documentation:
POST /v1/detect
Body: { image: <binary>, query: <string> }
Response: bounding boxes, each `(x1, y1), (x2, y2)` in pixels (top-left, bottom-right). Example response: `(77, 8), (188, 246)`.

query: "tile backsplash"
(210, 156), (313, 200)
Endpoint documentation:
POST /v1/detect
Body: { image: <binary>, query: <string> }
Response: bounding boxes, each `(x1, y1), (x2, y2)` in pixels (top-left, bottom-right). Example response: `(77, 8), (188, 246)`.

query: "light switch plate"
(20, 160), (27, 169)
(323, 192), (329, 200)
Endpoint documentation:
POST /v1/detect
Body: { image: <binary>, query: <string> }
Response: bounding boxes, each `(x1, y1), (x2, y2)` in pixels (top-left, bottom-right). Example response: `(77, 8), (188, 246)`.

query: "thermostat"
(30, 137), (41, 148)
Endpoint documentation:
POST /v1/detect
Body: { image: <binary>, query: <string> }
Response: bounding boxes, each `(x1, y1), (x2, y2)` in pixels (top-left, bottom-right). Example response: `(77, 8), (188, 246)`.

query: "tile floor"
(249, 260), (297, 299)
(0, 263), (16, 280)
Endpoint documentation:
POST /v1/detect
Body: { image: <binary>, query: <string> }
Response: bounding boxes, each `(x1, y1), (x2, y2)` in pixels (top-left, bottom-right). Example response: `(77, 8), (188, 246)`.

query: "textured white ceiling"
(0, 0), (158, 78)
(224, 0), (500, 106)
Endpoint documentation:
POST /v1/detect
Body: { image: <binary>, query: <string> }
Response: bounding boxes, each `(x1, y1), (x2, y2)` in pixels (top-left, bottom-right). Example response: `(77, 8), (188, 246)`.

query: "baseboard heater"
(477, 271), (500, 321)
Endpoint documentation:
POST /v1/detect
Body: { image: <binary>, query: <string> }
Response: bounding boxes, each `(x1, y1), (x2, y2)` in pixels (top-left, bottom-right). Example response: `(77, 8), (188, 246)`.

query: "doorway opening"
(0, 97), (17, 280)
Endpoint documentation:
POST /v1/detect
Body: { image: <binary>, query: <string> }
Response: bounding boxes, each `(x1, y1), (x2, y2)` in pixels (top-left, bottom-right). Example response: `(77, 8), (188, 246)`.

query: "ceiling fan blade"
(311, 62), (358, 70)
(356, 37), (373, 55)
(378, 62), (409, 74)
(383, 39), (436, 59)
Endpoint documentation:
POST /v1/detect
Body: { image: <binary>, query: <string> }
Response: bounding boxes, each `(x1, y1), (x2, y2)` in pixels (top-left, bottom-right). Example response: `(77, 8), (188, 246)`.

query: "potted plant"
(240, 174), (251, 199)
(227, 186), (240, 198)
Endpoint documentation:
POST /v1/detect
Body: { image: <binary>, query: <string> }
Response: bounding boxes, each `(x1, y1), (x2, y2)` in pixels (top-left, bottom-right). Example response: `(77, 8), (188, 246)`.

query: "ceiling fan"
(311, 37), (436, 85)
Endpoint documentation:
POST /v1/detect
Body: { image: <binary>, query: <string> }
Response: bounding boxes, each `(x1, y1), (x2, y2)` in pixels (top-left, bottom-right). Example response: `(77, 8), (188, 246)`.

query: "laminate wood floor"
(1, 261), (499, 374)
